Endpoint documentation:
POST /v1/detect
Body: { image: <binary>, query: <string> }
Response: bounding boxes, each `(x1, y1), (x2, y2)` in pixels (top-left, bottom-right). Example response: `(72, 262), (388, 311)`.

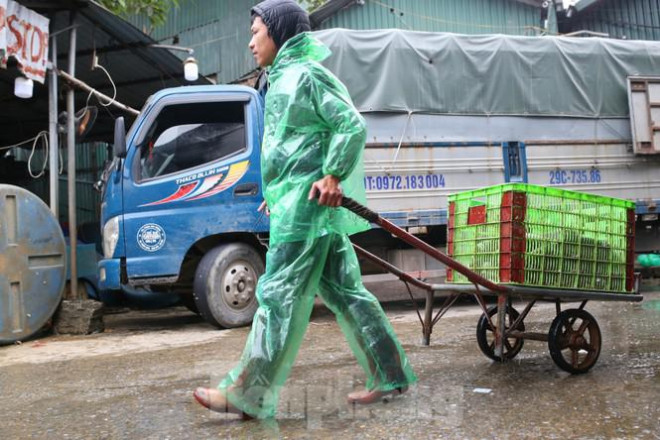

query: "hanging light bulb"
(184, 57), (199, 82)
(14, 76), (34, 99)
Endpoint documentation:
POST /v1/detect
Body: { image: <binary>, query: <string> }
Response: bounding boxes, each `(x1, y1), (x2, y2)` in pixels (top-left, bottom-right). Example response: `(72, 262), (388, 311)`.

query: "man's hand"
(308, 175), (342, 207)
(258, 200), (270, 216)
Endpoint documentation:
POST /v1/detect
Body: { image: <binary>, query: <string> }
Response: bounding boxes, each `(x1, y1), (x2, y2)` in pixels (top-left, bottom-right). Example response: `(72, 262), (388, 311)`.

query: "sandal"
(347, 386), (408, 404)
(193, 387), (254, 420)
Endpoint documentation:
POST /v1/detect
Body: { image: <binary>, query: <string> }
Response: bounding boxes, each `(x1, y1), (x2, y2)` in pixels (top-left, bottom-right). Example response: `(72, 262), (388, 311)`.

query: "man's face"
(249, 16), (278, 68)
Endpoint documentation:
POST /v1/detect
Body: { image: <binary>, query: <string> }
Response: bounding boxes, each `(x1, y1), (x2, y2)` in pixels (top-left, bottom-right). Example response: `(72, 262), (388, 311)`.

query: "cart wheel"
(476, 306), (525, 362)
(548, 309), (601, 374)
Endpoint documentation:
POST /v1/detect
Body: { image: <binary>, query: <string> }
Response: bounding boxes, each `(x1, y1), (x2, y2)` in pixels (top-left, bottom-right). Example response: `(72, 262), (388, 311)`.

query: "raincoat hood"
(270, 32), (331, 72)
(251, 0), (311, 49)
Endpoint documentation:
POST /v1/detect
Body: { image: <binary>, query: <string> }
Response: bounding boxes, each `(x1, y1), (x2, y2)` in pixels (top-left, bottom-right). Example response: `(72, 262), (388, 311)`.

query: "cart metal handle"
(341, 196), (507, 293)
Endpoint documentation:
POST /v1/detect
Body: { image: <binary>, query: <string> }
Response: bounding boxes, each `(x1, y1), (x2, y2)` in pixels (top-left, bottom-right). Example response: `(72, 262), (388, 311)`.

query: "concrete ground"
(1, 287), (659, 440)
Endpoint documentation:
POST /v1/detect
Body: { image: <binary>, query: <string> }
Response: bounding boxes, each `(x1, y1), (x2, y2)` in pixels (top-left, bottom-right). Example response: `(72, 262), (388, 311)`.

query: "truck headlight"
(102, 216), (120, 258)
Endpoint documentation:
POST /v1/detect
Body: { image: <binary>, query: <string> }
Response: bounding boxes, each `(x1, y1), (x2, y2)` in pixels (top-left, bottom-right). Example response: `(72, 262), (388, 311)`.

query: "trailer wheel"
(548, 309), (601, 374)
(476, 306), (525, 362)
(193, 243), (263, 328)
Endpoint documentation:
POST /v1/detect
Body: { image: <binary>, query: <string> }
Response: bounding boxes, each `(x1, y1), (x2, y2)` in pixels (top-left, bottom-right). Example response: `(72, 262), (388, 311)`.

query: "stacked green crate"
(450, 191), (503, 283)
(447, 184), (635, 293)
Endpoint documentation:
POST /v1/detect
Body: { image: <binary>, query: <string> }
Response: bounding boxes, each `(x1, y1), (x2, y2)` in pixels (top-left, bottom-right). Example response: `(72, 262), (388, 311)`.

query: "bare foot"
(347, 386), (408, 404)
(193, 387), (254, 420)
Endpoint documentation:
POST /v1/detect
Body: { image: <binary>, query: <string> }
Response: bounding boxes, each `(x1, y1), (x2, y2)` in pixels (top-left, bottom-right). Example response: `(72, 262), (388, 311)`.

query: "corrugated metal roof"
(126, 0), (261, 84)
(310, 0), (359, 28)
(567, 0), (660, 41)
(573, 0), (602, 12)
(314, 0), (554, 36)
(0, 0), (211, 146)
(123, 0), (555, 84)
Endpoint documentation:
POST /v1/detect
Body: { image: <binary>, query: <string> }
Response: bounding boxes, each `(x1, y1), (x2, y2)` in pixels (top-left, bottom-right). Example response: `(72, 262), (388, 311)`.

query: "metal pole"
(423, 290), (433, 346)
(56, 69), (139, 116)
(494, 294), (507, 359)
(67, 12), (79, 300)
(48, 36), (59, 216)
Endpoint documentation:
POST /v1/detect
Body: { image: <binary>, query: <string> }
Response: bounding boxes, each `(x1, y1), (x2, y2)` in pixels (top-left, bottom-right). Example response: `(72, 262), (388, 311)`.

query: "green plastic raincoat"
(260, 31), (370, 244)
(217, 32), (417, 418)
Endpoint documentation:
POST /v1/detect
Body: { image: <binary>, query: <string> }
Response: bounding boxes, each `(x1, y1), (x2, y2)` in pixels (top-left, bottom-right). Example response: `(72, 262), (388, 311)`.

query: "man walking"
(193, 0), (417, 419)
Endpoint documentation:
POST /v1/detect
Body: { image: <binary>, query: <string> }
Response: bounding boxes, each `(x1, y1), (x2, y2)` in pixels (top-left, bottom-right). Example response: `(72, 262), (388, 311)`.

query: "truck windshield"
(138, 101), (246, 181)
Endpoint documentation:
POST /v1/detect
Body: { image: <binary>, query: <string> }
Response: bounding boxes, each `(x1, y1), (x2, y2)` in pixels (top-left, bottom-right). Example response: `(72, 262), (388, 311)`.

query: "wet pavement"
(1, 286), (660, 439)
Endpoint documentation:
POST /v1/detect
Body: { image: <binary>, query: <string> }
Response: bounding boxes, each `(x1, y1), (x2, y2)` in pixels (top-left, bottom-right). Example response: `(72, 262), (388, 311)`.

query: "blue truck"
(98, 30), (660, 328)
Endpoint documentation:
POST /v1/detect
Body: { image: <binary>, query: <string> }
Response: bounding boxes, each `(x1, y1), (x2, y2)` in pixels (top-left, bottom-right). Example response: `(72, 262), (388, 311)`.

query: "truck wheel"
(179, 294), (199, 315)
(193, 243), (263, 328)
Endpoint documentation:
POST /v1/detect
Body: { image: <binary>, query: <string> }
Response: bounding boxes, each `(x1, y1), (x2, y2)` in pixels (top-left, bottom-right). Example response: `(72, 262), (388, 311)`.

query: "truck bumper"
(98, 258), (122, 291)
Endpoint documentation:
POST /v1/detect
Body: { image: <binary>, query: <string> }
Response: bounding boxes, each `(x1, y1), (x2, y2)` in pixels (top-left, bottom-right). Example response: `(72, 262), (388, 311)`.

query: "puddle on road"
(641, 299), (660, 311)
(2, 291), (660, 439)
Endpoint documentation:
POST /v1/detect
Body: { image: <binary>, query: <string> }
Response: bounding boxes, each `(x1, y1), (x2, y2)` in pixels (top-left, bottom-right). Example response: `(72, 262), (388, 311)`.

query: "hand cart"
(341, 197), (644, 374)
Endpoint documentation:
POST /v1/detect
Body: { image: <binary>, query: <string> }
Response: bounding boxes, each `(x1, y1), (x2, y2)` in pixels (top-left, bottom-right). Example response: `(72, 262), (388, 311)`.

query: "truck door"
(121, 91), (265, 283)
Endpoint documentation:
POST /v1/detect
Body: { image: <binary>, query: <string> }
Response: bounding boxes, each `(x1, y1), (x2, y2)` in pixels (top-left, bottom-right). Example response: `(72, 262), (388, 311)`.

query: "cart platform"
(342, 196), (643, 374)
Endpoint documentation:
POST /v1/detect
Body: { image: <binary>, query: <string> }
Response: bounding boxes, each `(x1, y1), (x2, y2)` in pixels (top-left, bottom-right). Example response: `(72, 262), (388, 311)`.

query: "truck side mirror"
(113, 117), (127, 158)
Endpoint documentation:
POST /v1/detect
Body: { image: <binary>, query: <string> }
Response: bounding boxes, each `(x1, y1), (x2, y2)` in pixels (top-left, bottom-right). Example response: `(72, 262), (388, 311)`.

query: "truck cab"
(98, 85), (269, 328)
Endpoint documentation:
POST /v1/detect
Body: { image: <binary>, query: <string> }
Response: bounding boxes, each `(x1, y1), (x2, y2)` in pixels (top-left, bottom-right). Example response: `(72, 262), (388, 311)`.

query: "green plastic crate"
(447, 184), (636, 293)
